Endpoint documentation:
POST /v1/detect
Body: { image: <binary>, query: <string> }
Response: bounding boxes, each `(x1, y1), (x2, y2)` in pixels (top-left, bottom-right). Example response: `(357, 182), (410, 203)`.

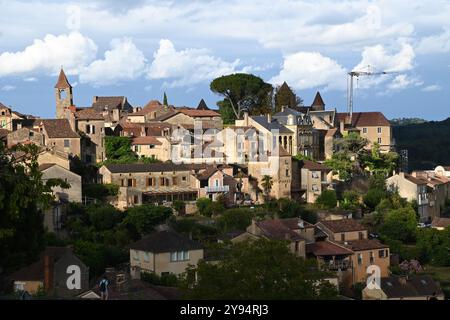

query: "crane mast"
(347, 65), (392, 123)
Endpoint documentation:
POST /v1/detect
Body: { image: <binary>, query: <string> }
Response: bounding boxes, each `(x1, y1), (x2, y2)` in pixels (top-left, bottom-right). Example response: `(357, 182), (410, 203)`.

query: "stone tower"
(55, 68), (73, 119)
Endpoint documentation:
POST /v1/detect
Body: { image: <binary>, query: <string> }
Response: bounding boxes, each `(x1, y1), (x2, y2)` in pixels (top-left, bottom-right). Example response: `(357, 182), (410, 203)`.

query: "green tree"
(274, 82), (303, 112)
(379, 206), (417, 242)
(87, 204), (122, 231)
(416, 227), (450, 266)
(182, 239), (338, 299)
(123, 205), (172, 236)
(163, 92), (168, 106)
(261, 175), (274, 201)
(217, 208), (254, 232)
(0, 143), (69, 273)
(341, 190), (360, 210)
(104, 136), (138, 164)
(315, 190), (337, 209)
(210, 73), (273, 121)
(83, 183), (119, 202)
(363, 188), (386, 210)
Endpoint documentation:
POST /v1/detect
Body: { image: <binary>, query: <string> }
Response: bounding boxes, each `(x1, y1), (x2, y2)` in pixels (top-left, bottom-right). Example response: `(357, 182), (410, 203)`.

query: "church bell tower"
(55, 68), (73, 119)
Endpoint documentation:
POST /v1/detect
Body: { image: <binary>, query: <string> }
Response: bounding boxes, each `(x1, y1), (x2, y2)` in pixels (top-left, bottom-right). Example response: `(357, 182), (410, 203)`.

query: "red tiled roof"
(131, 136), (162, 145)
(346, 239), (388, 251)
(319, 219), (367, 233)
(54, 69), (71, 89)
(336, 112), (390, 127)
(178, 108), (220, 117)
(306, 241), (353, 256)
(279, 218), (314, 230)
(38, 119), (79, 138)
(299, 159), (330, 171)
(431, 217), (450, 229)
(256, 219), (304, 241)
(404, 173), (427, 185)
(75, 108), (104, 120)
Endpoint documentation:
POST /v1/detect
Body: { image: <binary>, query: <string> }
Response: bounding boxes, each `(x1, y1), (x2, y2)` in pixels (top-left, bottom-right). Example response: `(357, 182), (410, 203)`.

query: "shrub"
(217, 208), (253, 232)
(363, 188), (386, 210)
(315, 190), (337, 209)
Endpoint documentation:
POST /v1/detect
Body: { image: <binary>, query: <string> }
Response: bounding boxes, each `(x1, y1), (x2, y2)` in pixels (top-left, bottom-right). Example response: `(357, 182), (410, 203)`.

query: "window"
(127, 179), (133, 187)
(147, 177), (155, 187)
(369, 252), (375, 264)
(149, 144), (155, 149)
(357, 253), (363, 265)
(85, 124), (91, 134)
(14, 282), (25, 291)
(215, 179), (219, 187)
(143, 252), (149, 262)
(170, 251), (190, 262)
(295, 241), (299, 252)
(311, 172), (319, 179)
(133, 251), (139, 261)
(134, 145), (139, 152)
(340, 233), (345, 242)
(377, 137), (382, 144)
(64, 139), (70, 148)
(362, 128), (367, 134)
(377, 127), (382, 134)
(359, 232), (364, 240)
(182, 176), (187, 182)
(285, 169), (290, 177)
(133, 195), (139, 204)
(378, 250), (385, 258)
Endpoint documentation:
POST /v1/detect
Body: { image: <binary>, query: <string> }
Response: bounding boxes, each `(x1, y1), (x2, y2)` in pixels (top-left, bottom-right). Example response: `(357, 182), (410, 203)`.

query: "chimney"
(399, 276), (407, 285)
(244, 112), (249, 126)
(44, 254), (54, 292)
(281, 106), (285, 112)
(298, 218), (304, 229)
(339, 120), (345, 134)
(267, 113), (272, 123)
(93, 96), (98, 103)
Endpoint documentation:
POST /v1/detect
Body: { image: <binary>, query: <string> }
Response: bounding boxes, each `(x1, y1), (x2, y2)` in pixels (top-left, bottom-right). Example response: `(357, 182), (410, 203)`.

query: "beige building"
(129, 231), (204, 277)
(74, 108), (106, 163)
(336, 112), (393, 152)
(40, 163), (82, 203)
(291, 159), (333, 203)
(131, 136), (171, 161)
(0, 103), (13, 131)
(126, 100), (173, 123)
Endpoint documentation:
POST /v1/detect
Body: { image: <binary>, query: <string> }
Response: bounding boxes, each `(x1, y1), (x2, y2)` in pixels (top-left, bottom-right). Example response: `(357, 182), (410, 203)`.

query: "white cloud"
(23, 77), (38, 82)
(1, 85), (16, 91)
(0, 32), (97, 77)
(417, 29), (450, 54)
(79, 38), (146, 86)
(270, 52), (347, 90)
(147, 39), (240, 87)
(354, 43), (415, 73)
(422, 84), (442, 92)
(387, 74), (423, 91)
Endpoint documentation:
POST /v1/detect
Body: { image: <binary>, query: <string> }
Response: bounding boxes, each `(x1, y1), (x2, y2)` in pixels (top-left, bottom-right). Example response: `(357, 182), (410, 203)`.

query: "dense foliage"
(182, 239), (338, 299)
(315, 190), (338, 209)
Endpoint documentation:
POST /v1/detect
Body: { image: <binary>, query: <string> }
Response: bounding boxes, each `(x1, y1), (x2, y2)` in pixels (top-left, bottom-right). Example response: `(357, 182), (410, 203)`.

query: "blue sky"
(0, 0), (449, 120)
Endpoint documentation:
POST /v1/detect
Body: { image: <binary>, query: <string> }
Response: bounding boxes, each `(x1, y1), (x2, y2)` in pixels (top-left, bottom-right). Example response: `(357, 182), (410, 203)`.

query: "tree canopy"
(182, 239), (338, 299)
(210, 73), (273, 123)
(123, 204), (173, 236)
(274, 82), (303, 112)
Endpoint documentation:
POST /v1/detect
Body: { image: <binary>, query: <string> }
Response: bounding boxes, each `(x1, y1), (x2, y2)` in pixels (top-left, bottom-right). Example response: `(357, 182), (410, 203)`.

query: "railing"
(321, 260), (352, 271)
(206, 185), (230, 193)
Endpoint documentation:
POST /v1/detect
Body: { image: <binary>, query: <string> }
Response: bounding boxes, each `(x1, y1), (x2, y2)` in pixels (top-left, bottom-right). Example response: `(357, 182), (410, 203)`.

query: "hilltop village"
(1, 70), (449, 300)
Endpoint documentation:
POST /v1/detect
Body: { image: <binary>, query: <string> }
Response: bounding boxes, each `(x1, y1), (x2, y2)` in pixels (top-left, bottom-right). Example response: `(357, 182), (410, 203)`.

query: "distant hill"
(393, 117), (450, 170)
(390, 118), (428, 126)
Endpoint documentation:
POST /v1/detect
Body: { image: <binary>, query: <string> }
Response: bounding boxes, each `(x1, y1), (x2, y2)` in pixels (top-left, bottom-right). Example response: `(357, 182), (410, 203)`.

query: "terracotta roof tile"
(346, 239), (388, 251)
(336, 112), (390, 127)
(256, 219), (305, 241)
(92, 96), (124, 111)
(306, 241), (353, 256)
(431, 217), (450, 229)
(319, 219), (367, 233)
(299, 159), (330, 171)
(178, 108), (220, 117)
(38, 119), (79, 138)
(54, 69), (71, 89)
(131, 136), (162, 145)
(75, 108), (104, 120)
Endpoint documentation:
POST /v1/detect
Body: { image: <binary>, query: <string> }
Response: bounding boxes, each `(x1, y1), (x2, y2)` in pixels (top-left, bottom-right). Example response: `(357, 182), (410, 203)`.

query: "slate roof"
(252, 115), (293, 134)
(197, 99), (210, 110)
(38, 119), (79, 138)
(319, 219), (367, 233)
(54, 69), (71, 89)
(129, 231), (203, 253)
(380, 275), (443, 298)
(311, 92), (325, 107)
(336, 112), (390, 127)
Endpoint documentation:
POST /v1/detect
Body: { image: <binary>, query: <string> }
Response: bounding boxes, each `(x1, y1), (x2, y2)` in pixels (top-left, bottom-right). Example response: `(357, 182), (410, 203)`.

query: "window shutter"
(133, 179), (136, 187)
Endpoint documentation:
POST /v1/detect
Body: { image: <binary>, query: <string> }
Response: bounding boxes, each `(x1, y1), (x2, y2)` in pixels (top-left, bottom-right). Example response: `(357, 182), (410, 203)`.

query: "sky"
(0, 0), (449, 120)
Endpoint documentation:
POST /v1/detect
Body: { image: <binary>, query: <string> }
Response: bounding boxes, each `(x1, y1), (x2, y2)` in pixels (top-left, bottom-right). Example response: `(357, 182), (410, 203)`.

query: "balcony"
(321, 260), (352, 271)
(205, 185), (230, 193)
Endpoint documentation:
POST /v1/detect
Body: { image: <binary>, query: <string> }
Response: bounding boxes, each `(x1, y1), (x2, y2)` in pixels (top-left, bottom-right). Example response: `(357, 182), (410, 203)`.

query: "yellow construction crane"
(347, 65), (396, 122)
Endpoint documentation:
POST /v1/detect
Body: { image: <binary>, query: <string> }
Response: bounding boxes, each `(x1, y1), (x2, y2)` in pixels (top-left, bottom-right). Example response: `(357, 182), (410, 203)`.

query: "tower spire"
(54, 68), (72, 89)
